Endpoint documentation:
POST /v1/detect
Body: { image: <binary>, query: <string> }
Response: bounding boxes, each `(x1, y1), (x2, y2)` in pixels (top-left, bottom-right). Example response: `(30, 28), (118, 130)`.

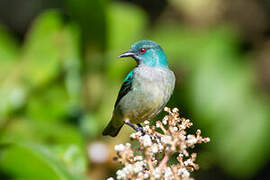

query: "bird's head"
(119, 40), (168, 67)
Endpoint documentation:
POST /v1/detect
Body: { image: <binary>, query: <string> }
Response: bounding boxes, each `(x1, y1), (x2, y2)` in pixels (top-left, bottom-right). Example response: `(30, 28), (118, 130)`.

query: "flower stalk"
(109, 107), (210, 180)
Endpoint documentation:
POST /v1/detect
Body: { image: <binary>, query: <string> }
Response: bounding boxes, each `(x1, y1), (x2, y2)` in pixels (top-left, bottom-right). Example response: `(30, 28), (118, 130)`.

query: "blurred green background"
(0, 0), (270, 179)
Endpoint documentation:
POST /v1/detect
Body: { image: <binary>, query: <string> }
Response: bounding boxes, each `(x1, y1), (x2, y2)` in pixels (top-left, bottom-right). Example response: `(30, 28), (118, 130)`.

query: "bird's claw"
(125, 121), (161, 141)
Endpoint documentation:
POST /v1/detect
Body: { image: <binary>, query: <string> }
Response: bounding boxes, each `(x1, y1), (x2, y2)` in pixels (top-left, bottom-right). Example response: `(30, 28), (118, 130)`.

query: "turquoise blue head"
(119, 40), (168, 67)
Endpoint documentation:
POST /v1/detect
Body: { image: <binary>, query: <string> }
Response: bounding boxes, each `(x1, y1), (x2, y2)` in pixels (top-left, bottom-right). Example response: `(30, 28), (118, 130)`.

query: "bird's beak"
(118, 50), (136, 58)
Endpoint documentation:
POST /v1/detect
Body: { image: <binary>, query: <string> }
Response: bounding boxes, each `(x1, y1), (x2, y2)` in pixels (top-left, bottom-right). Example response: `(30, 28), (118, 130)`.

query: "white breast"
(119, 65), (175, 123)
(135, 66), (175, 101)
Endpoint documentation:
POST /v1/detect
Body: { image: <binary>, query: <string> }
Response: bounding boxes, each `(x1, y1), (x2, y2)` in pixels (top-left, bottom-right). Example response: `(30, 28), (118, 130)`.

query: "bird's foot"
(125, 121), (144, 135)
(125, 121), (160, 141)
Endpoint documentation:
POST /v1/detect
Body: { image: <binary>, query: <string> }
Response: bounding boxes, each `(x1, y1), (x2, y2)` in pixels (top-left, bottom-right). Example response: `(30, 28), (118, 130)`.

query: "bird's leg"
(125, 121), (142, 132)
(124, 120), (144, 133)
(137, 123), (145, 135)
(125, 121), (160, 141)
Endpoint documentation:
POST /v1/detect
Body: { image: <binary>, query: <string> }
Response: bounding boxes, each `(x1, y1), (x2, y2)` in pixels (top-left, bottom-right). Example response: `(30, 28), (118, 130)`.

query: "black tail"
(102, 120), (123, 137)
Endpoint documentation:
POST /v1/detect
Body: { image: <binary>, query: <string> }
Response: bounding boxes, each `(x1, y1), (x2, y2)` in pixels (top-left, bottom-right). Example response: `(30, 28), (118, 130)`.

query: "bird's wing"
(114, 71), (134, 108)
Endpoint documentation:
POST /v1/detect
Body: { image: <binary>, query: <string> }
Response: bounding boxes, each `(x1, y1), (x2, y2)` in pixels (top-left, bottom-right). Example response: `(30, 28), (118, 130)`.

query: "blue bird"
(103, 40), (175, 137)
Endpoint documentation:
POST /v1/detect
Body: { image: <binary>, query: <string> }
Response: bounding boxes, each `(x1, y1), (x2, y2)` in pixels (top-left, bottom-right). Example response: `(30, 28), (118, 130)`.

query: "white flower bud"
(162, 116), (168, 125)
(164, 107), (169, 111)
(187, 135), (197, 145)
(177, 168), (190, 178)
(144, 120), (150, 125)
(178, 153), (183, 158)
(153, 168), (161, 179)
(164, 167), (173, 178)
(138, 172), (143, 177)
(140, 135), (152, 147)
(158, 143), (164, 150)
(116, 169), (126, 179)
(134, 162), (143, 173)
(161, 136), (172, 144)
(143, 125), (150, 131)
(130, 133), (136, 139)
(151, 144), (159, 153)
(126, 164), (133, 173)
(144, 173), (149, 179)
(134, 156), (143, 161)
(184, 159), (192, 166)
(180, 124), (186, 129)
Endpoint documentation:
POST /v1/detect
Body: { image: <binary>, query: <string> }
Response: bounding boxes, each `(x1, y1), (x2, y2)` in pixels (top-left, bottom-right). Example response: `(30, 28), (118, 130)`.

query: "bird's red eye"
(140, 48), (146, 54)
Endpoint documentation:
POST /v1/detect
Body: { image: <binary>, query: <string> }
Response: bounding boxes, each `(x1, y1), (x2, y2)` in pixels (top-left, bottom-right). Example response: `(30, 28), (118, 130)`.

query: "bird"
(102, 40), (175, 137)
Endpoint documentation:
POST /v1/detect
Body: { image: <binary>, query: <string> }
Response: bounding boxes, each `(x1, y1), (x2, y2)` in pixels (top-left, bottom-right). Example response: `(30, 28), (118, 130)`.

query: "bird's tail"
(102, 119), (123, 137)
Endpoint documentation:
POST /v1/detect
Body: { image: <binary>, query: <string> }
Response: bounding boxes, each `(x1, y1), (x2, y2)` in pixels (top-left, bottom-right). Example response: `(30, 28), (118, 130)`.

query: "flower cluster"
(109, 107), (210, 180)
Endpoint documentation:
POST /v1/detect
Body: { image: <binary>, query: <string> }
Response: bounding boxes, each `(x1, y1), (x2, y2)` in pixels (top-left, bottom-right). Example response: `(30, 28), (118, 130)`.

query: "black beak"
(118, 50), (135, 58)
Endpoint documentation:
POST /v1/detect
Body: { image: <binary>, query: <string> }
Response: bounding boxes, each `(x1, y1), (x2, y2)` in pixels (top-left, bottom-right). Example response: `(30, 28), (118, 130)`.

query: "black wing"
(114, 71), (134, 108)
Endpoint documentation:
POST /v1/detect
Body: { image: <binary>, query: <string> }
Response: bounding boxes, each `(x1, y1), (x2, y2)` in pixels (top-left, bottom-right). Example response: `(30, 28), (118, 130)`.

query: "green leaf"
(65, 0), (107, 49)
(0, 11), (64, 122)
(107, 2), (146, 50)
(0, 84), (28, 126)
(0, 25), (19, 62)
(21, 10), (63, 87)
(79, 113), (100, 138)
(0, 120), (84, 147)
(0, 26), (22, 123)
(51, 145), (87, 178)
(60, 24), (82, 112)
(0, 142), (78, 180)
(26, 85), (70, 122)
